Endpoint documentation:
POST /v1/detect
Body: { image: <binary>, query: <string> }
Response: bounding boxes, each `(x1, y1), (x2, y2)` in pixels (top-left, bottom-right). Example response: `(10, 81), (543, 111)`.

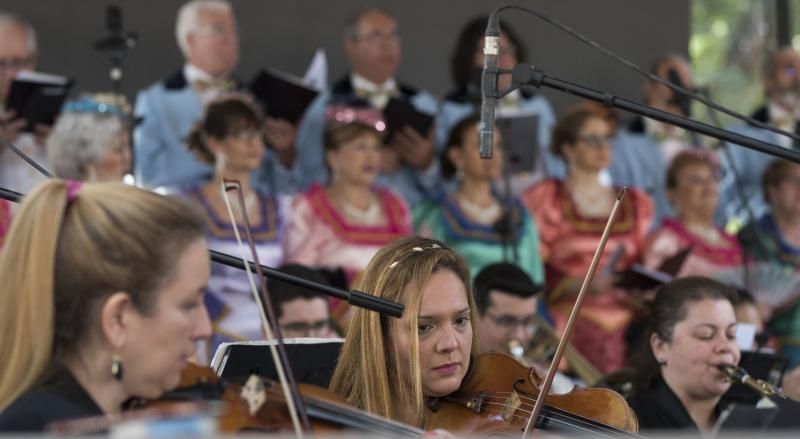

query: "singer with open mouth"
(626, 276), (740, 433)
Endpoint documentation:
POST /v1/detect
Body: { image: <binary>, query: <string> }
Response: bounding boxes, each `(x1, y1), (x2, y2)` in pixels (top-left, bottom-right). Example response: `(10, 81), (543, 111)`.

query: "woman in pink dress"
(522, 104), (654, 374)
(286, 105), (412, 326)
(642, 151), (743, 277)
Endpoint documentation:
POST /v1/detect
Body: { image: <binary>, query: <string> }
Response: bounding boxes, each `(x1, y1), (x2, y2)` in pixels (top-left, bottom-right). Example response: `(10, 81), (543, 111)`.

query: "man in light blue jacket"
(134, 0), (239, 190)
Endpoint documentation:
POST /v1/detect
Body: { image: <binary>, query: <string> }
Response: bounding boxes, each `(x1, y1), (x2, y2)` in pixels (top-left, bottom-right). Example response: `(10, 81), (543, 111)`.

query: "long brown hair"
(0, 180), (205, 409)
(329, 236), (479, 426)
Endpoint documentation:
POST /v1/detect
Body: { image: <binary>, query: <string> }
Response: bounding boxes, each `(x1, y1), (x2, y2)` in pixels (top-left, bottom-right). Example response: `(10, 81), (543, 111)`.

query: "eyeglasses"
(230, 129), (262, 142)
(353, 30), (400, 45)
(576, 134), (613, 148)
(193, 24), (237, 39)
(280, 319), (332, 337)
(485, 312), (537, 333)
(0, 55), (36, 71)
(681, 173), (718, 187)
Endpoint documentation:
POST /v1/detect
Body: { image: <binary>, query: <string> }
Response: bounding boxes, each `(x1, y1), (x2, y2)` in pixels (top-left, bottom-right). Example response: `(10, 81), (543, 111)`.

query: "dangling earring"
(215, 152), (227, 175)
(455, 166), (464, 181)
(111, 353), (124, 380)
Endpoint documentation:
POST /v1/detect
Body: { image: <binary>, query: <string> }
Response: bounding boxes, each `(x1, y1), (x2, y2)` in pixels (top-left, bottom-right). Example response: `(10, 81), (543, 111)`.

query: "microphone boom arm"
(510, 63), (800, 165)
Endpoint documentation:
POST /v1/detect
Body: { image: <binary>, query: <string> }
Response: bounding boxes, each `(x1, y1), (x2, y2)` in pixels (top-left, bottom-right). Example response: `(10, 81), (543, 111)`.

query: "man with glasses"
(473, 262), (542, 357)
(719, 47), (800, 228)
(609, 53), (700, 226)
(0, 12), (49, 193)
(473, 262), (575, 392)
(268, 264), (338, 339)
(134, 0), (240, 190)
(285, 7), (439, 204)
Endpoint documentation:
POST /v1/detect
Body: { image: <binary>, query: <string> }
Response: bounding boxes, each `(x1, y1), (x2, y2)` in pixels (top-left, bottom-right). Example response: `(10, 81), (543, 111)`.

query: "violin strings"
(304, 395), (423, 437)
(220, 181), (304, 438)
(475, 399), (638, 438)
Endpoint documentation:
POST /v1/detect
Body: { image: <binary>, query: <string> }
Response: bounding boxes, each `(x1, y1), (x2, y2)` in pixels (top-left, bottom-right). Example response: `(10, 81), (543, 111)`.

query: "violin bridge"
(240, 375), (267, 416)
(502, 390), (522, 423)
(465, 392), (486, 413)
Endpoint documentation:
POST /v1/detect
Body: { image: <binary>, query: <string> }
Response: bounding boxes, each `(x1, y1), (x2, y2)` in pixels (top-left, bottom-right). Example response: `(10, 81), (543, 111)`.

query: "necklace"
(685, 222), (723, 245)
(340, 197), (381, 224)
(456, 194), (502, 224)
(569, 188), (612, 217)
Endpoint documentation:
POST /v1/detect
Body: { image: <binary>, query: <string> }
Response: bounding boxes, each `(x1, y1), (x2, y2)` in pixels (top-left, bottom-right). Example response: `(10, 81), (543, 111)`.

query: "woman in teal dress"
(413, 114), (543, 283)
(738, 158), (800, 367)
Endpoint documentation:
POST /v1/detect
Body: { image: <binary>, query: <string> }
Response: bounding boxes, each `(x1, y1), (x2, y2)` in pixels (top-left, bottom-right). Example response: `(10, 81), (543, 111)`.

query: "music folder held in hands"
(5, 70), (73, 131)
(249, 67), (319, 125)
(382, 97), (434, 143)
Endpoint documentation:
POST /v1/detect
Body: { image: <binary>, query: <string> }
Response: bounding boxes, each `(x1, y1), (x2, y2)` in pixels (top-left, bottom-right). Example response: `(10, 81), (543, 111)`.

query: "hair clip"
(325, 104), (386, 132)
(65, 180), (82, 203)
(387, 244), (442, 269)
(62, 93), (131, 117)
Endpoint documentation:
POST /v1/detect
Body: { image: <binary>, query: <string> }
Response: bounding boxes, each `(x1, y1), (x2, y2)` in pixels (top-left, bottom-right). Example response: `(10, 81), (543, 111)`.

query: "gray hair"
(175, 0), (232, 56)
(0, 12), (37, 54)
(46, 112), (125, 180)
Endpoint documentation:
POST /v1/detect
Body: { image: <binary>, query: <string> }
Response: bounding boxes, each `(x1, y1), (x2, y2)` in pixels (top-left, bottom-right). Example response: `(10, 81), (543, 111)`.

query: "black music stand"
(212, 338), (343, 388)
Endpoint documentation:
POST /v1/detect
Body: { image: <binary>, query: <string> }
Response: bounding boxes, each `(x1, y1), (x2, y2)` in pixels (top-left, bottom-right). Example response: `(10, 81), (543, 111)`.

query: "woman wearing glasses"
(522, 103), (654, 374)
(642, 151), (743, 277)
(185, 93), (289, 362)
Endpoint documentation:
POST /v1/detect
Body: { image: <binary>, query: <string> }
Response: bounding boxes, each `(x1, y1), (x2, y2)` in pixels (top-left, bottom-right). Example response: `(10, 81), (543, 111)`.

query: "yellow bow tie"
(354, 86), (399, 101)
(192, 78), (235, 92)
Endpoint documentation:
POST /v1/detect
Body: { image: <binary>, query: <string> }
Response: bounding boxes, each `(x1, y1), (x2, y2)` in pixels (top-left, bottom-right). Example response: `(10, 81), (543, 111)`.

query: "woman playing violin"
(329, 236), (478, 427)
(627, 276), (740, 433)
(0, 180), (212, 431)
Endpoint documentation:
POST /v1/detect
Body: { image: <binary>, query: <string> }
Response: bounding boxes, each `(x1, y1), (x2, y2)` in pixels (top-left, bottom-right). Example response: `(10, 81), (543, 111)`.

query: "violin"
(426, 353), (639, 437)
(146, 362), (424, 437)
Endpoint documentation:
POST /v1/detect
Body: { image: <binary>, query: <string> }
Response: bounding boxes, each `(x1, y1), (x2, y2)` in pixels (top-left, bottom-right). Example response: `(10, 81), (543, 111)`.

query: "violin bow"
(522, 188), (627, 439)
(219, 179), (310, 437)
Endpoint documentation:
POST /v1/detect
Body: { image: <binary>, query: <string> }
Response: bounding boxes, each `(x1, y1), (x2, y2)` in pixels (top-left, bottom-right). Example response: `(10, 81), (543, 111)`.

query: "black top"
(0, 367), (104, 432)
(627, 375), (720, 432)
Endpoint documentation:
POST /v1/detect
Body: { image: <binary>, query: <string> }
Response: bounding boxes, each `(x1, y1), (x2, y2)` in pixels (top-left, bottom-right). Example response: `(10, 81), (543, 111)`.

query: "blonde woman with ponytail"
(329, 236), (479, 427)
(0, 180), (212, 431)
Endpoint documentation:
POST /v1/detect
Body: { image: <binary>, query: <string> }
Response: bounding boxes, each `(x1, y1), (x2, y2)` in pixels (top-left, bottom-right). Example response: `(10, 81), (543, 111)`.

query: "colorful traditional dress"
(413, 192), (544, 284)
(522, 179), (653, 374)
(285, 184), (412, 320)
(739, 213), (800, 367)
(643, 218), (743, 277)
(186, 188), (289, 363)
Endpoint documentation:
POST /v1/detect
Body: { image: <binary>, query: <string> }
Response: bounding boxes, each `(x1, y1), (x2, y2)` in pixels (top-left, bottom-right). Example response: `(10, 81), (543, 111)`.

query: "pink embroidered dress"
(642, 218), (743, 277)
(286, 184), (412, 320)
(522, 179), (654, 374)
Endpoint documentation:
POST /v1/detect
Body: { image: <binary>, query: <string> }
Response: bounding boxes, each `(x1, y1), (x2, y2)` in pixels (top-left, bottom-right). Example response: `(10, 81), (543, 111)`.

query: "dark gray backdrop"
(6, 0), (689, 116)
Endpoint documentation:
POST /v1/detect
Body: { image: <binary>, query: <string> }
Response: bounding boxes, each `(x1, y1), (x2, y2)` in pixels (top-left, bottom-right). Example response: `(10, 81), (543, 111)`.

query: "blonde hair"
(329, 237), (479, 426)
(0, 180), (205, 410)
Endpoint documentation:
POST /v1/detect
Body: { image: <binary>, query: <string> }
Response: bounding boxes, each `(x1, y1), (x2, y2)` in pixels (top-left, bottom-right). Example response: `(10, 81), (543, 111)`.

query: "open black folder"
(615, 246), (692, 290)
(383, 97), (434, 143)
(249, 68), (319, 125)
(6, 71), (73, 131)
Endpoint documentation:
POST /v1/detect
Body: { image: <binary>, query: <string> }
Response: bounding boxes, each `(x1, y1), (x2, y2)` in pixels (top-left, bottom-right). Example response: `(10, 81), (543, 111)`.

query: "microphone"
(94, 6), (137, 53)
(479, 13), (501, 159)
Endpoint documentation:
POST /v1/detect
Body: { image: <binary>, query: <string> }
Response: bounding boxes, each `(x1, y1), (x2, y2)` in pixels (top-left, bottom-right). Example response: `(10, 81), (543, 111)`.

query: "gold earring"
(111, 353), (124, 381)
